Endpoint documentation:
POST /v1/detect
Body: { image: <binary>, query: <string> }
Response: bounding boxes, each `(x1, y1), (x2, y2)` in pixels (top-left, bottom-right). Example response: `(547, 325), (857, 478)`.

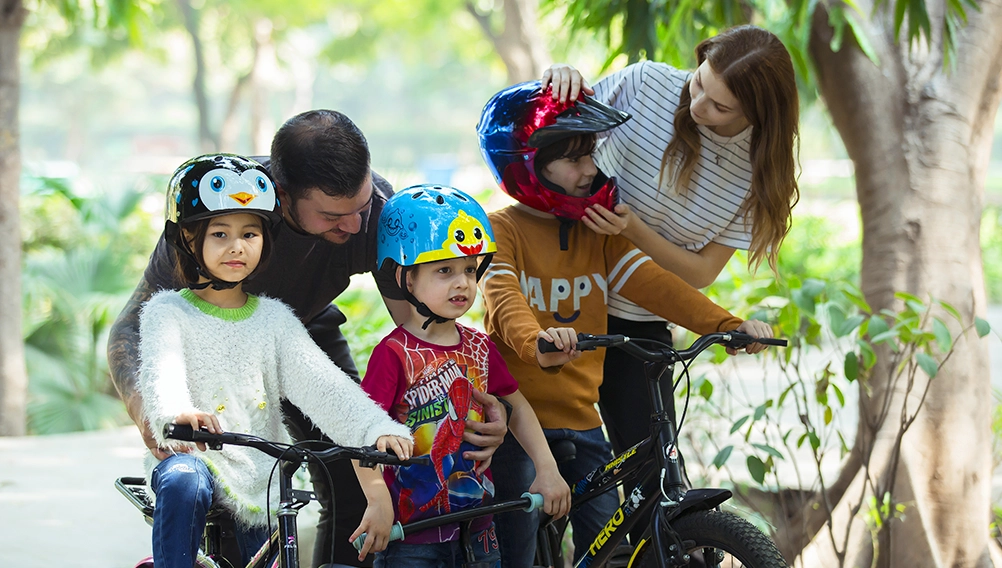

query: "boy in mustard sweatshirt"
(476, 82), (772, 566)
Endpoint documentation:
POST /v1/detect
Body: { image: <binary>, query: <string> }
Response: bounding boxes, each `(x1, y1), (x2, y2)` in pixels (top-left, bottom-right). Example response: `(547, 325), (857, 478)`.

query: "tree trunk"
(176, 0), (216, 152)
(791, 0), (1002, 565)
(465, 0), (551, 84)
(0, 0), (27, 437)
(249, 18), (274, 155)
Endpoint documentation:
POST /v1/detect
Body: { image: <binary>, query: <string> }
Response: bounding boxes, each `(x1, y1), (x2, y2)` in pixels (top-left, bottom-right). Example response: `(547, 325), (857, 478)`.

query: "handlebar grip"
(164, 422), (195, 441)
(758, 337), (788, 347)
(537, 337), (561, 354)
(522, 492), (544, 512)
(352, 522), (405, 552)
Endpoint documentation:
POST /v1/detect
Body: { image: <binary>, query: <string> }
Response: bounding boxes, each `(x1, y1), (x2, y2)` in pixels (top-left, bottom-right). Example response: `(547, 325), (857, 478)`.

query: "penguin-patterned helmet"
(377, 184), (496, 270)
(165, 154), (281, 242)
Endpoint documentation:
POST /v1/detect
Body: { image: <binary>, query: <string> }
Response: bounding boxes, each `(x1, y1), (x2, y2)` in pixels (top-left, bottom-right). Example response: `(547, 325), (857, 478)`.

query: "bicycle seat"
(548, 439), (576, 464)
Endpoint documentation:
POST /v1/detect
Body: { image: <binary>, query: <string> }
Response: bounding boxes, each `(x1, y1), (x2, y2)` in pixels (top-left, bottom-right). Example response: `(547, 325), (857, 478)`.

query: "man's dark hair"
(533, 133), (597, 177)
(269, 110), (371, 200)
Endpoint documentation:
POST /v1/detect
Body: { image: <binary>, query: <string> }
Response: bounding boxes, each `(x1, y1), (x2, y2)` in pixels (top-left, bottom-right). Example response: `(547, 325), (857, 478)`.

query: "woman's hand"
(173, 410), (221, 452)
(541, 64), (594, 103)
(582, 203), (636, 237)
(727, 320), (775, 355)
(375, 435), (413, 461)
(535, 328), (582, 368)
(530, 465), (572, 519)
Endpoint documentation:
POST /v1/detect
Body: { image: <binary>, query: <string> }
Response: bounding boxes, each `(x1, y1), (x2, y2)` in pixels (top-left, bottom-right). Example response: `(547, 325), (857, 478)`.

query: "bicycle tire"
(629, 510), (788, 568)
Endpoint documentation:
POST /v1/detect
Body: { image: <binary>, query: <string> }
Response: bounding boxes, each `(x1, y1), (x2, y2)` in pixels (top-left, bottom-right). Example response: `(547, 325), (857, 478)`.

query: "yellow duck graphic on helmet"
(415, 210), (494, 264)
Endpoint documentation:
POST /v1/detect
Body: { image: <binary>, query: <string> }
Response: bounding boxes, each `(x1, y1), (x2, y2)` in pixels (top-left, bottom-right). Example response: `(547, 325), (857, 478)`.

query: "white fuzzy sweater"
(138, 289), (411, 527)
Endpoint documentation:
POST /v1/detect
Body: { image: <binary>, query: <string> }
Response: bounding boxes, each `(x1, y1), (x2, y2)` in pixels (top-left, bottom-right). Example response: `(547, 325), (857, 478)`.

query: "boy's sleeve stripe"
(491, 262), (515, 271)
(611, 255), (652, 294)
(608, 248), (643, 284)
(480, 269), (516, 286)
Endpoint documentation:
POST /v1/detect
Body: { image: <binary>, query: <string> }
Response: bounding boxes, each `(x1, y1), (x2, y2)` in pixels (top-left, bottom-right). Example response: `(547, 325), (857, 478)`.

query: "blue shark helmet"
(164, 154), (282, 290)
(377, 184), (497, 328)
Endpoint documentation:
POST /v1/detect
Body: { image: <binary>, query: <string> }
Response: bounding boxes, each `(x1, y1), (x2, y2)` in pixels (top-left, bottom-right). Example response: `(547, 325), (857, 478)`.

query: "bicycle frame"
(548, 357), (733, 568)
(116, 453), (314, 568)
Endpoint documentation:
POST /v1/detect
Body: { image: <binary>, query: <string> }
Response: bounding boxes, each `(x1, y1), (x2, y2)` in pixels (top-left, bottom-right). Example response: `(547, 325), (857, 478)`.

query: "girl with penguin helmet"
(164, 154), (282, 290)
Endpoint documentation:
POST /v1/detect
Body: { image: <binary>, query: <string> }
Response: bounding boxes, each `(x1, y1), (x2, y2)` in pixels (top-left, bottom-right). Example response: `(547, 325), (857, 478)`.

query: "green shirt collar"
(180, 288), (259, 321)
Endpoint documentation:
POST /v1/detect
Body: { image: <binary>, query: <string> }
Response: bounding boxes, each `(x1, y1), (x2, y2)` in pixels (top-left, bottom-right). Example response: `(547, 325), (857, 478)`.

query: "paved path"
(2, 307), (1001, 567)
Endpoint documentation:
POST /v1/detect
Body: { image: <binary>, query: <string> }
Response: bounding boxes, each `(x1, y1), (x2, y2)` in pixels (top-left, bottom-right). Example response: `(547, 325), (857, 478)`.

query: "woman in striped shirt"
(541, 24), (800, 479)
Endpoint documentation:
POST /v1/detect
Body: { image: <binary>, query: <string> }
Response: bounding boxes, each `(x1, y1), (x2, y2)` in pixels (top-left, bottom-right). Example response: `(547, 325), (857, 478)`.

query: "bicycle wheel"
(629, 510), (788, 568)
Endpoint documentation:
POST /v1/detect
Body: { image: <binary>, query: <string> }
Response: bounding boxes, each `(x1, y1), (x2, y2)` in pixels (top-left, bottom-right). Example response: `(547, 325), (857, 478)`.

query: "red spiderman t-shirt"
(361, 323), (519, 544)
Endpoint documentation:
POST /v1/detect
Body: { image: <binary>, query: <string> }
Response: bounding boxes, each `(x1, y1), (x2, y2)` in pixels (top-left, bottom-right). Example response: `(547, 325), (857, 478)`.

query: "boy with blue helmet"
(360, 185), (571, 567)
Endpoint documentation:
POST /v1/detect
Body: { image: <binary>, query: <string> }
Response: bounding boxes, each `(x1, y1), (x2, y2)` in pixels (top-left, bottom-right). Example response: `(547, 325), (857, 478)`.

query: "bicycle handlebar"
(351, 493), (545, 552)
(537, 331), (787, 362)
(163, 423), (430, 467)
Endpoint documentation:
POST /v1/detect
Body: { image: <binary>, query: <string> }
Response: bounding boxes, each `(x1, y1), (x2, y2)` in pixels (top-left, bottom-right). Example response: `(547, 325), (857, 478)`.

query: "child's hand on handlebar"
(173, 411), (221, 452)
(375, 435), (414, 461)
(536, 328), (582, 368)
(728, 321), (774, 355)
(530, 466), (572, 520)
(351, 469), (395, 560)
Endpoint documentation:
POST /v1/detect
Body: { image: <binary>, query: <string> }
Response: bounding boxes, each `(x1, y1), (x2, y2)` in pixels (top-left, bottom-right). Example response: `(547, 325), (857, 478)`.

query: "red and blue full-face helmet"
(476, 81), (631, 220)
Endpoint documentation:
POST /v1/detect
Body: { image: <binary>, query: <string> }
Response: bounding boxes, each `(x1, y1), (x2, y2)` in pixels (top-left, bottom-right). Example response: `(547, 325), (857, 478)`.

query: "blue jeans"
(373, 525), (500, 568)
(492, 427), (619, 566)
(151, 453), (269, 568)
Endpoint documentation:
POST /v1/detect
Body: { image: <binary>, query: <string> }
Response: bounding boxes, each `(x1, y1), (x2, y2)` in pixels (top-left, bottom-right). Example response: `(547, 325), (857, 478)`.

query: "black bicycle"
(118, 424), (544, 568)
(532, 331), (790, 568)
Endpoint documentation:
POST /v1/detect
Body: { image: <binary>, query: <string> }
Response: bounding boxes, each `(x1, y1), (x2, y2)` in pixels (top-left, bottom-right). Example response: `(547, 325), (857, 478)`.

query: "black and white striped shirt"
(593, 61), (753, 321)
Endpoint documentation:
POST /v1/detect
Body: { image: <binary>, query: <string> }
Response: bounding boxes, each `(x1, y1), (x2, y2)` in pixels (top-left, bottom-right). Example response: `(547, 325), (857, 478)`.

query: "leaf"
(938, 300), (963, 323)
(867, 315), (890, 339)
(871, 329), (900, 344)
(797, 432), (809, 448)
(699, 377), (714, 400)
(845, 351), (859, 381)
(778, 383), (796, 406)
(824, 406), (833, 424)
(747, 455), (766, 483)
(752, 443), (785, 460)
(916, 352), (939, 378)
(712, 445), (733, 468)
(932, 318), (953, 353)
(809, 431), (821, 450)
(792, 288), (816, 315)
(730, 415), (750, 434)
(844, 10), (880, 64)
(976, 317), (991, 338)
(833, 383), (846, 406)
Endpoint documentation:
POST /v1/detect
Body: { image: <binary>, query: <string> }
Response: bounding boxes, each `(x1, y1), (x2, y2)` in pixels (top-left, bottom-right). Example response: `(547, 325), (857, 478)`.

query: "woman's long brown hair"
(660, 25), (800, 273)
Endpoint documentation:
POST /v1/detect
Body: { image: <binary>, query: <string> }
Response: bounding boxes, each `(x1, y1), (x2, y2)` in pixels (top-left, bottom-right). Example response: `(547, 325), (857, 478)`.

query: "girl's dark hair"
(533, 133), (597, 178)
(171, 216), (274, 286)
(662, 25), (800, 273)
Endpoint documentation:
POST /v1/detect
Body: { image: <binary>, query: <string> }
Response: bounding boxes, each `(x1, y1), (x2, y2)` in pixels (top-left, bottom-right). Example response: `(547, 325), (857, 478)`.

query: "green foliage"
(336, 285), (397, 377)
(982, 207), (1002, 303)
(21, 175), (158, 434)
(546, 0), (976, 98)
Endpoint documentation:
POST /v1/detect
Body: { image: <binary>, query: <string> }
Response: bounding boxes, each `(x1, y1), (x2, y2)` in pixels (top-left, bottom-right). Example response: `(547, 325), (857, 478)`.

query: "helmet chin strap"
(166, 224), (241, 291)
(398, 266), (450, 330)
